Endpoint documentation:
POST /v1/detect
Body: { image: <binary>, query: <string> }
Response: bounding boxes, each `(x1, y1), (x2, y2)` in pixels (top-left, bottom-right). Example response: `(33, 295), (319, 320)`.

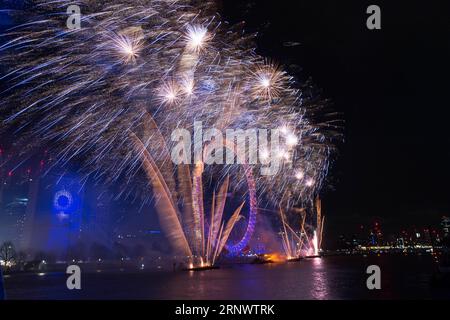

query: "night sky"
(222, 0), (450, 236)
(1, 1), (449, 243)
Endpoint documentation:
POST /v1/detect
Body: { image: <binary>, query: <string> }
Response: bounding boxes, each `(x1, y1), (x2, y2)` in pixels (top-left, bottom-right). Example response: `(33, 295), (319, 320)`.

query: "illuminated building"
(0, 168), (31, 245)
(396, 237), (405, 249)
(368, 231), (377, 246)
(0, 148), (49, 250)
(442, 216), (450, 237)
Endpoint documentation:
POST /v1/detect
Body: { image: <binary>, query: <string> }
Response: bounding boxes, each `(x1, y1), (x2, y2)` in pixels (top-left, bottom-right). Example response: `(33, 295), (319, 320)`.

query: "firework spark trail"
(0, 0), (339, 238)
(211, 175), (229, 247)
(280, 208), (294, 258)
(131, 132), (192, 257)
(192, 162), (205, 256)
(135, 129), (244, 264)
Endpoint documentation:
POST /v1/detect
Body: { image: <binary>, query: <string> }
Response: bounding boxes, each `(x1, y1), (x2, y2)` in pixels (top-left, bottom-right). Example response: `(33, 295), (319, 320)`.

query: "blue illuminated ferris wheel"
(53, 189), (74, 213)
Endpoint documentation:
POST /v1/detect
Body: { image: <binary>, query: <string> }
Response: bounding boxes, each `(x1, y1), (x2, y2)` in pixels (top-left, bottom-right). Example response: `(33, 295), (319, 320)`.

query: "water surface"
(4, 255), (449, 299)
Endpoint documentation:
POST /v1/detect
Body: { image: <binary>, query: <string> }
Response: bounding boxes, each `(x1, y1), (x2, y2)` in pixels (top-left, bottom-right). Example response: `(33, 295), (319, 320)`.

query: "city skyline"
(1, 0), (449, 304)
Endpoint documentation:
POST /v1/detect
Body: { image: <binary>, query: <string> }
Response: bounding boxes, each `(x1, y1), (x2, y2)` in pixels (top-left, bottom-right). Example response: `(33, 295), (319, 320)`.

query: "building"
(442, 216), (450, 237)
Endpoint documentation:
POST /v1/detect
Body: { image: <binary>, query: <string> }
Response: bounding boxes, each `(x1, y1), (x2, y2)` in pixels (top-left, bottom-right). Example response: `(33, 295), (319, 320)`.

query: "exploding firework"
(134, 134), (243, 266)
(250, 63), (287, 103)
(0, 0), (340, 253)
(279, 198), (325, 259)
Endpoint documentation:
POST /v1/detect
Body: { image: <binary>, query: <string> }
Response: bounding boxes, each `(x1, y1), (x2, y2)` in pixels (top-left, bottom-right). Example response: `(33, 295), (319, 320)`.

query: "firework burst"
(0, 0), (340, 223)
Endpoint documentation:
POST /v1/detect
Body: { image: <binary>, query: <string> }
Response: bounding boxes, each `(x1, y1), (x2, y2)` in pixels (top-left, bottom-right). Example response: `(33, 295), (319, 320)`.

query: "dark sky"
(1, 1), (449, 241)
(222, 0), (450, 235)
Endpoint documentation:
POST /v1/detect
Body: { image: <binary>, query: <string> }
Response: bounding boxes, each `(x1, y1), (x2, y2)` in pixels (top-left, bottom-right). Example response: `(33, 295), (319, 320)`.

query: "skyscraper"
(442, 216), (450, 237)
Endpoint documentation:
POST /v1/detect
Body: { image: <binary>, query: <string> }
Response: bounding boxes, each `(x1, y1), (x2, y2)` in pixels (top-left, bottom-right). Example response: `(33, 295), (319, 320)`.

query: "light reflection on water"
(310, 258), (329, 300)
(4, 255), (447, 300)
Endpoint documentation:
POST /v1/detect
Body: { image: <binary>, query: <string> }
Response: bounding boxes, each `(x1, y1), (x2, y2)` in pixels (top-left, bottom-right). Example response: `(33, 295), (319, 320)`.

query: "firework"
(250, 63), (287, 103)
(108, 28), (144, 64)
(0, 0), (339, 252)
(184, 24), (210, 53)
(134, 134), (243, 266)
